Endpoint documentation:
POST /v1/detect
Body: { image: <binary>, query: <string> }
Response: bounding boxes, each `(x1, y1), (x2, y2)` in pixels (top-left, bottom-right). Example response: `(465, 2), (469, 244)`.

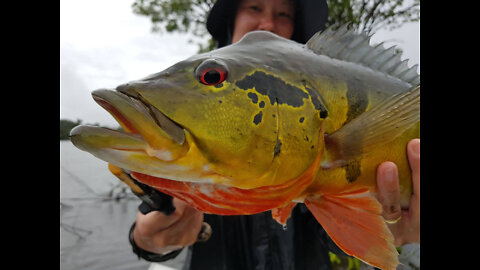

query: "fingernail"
(382, 163), (396, 181)
(410, 139), (420, 156)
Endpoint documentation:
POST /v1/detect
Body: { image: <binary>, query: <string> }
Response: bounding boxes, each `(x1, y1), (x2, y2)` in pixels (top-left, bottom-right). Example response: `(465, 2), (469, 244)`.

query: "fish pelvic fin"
(271, 202), (297, 226)
(322, 84), (420, 169)
(305, 188), (399, 270)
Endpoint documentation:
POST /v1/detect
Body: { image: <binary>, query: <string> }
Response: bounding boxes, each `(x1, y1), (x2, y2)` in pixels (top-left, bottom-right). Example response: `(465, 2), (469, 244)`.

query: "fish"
(70, 24), (420, 270)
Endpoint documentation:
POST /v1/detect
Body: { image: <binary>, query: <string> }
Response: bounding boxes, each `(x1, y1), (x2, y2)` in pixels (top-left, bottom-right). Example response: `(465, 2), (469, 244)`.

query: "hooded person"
(206, 0), (328, 48)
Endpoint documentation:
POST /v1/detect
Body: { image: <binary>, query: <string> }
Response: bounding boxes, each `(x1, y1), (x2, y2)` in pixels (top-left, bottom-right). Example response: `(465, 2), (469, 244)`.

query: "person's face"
(232, 0), (295, 44)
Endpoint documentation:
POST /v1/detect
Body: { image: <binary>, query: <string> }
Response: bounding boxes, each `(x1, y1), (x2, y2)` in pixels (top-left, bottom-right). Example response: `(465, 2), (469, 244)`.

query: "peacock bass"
(70, 25), (420, 270)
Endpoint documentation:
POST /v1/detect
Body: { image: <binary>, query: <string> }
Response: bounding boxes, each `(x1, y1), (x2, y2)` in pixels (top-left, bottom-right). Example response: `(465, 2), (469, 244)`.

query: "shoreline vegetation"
(60, 119), (120, 140)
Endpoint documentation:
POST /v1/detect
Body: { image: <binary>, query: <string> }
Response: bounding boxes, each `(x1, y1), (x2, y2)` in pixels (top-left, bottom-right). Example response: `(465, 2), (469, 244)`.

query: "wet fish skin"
(70, 25), (419, 270)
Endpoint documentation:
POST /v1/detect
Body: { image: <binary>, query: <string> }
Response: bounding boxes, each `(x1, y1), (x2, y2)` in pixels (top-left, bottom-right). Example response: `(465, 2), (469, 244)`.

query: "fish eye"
(200, 68), (226, 85)
(195, 60), (228, 86)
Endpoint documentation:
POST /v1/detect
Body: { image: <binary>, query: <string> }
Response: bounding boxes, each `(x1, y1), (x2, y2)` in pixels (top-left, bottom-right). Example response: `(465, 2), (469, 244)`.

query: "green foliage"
(329, 252), (362, 270)
(132, 0), (217, 51)
(131, 0), (419, 52)
(326, 0), (420, 34)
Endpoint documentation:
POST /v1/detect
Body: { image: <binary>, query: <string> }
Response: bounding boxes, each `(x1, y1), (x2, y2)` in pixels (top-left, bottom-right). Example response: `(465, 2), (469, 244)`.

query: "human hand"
(376, 139), (420, 246)
(133, 197), (204, 254)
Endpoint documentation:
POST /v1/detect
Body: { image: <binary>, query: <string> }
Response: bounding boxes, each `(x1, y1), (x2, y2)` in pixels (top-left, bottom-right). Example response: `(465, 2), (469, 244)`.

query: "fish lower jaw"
(144, 147), (174, 161)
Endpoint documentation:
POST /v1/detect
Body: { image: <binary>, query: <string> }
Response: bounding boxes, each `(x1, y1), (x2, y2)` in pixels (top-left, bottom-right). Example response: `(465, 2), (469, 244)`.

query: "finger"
(376, 161), (402, 221)
(154, 204), (204, 248)
(136, 198), (188, 235)
(407, 139), (420, 219)
(407, 139), (420, 197)
(177, 206), (204, 246)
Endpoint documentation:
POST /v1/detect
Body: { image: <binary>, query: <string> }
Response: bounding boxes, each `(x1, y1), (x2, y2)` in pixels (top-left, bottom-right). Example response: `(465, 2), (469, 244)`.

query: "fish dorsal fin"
(306, 24), (419, 85)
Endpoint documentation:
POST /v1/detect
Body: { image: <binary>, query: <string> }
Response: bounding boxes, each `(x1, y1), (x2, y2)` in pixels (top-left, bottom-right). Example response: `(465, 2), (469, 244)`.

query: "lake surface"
(60, 141), (186, 270)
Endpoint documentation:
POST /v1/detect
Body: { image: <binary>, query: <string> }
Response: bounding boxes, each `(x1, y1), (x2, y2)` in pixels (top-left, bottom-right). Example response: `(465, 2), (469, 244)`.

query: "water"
(60, 141), (186, 270)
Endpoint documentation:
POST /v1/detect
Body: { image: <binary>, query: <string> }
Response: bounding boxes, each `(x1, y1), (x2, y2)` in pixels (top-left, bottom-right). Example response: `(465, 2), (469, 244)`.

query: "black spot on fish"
(259, 101), (265, 108)
(345, 158), (361, 183)
(320, 110), (328, 119)
(236, 71), (308, 107)
(272, 114), (276, 118)
(274, 139), (282, 156)
(299, 117), (305, 123)
(345, 80), (368, 124)
(247, 92), (258, 104)
(304, 84), (328, 119)
(253, 111), (263, 125)
(218, 100), (223, 104)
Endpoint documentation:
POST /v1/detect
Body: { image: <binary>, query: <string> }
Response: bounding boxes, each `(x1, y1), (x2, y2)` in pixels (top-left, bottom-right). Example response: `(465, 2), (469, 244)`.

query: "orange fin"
(271, 202), (297, 226)
(304, 188), (399, 270)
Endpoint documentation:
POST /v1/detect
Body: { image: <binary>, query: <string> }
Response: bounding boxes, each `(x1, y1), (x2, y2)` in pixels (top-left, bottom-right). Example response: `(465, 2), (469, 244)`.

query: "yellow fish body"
(71, 25), (419, 270)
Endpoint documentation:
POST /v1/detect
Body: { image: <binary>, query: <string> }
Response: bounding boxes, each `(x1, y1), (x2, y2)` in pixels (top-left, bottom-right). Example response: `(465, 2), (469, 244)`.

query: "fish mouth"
(93, 89), (185, 145)
(71, 88), (188, 162)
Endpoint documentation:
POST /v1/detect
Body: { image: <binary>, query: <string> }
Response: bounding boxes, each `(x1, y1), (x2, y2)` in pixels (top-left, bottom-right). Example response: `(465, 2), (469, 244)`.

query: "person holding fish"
(71, 0), (419, 269)
(127, 0), (421, 269)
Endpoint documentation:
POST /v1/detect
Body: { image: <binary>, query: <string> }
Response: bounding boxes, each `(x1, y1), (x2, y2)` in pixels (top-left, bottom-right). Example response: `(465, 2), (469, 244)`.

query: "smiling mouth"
(91, 89), (185, 145)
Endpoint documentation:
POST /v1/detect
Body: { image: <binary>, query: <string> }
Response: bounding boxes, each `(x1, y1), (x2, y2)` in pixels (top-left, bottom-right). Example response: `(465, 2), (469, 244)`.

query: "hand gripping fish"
(70, 24), (419, 270)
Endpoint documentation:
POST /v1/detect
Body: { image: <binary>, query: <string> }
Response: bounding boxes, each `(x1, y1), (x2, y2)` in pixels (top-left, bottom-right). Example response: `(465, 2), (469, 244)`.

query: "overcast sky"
(60, 0), (420, 128)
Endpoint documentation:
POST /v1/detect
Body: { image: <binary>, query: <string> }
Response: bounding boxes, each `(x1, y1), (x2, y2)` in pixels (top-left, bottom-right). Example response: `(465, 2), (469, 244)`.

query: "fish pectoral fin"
(108, 163), (145, 195)
(271, 202), (297, 226)
(322, 85), (420, 169)
(305, 189), (399, 270)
